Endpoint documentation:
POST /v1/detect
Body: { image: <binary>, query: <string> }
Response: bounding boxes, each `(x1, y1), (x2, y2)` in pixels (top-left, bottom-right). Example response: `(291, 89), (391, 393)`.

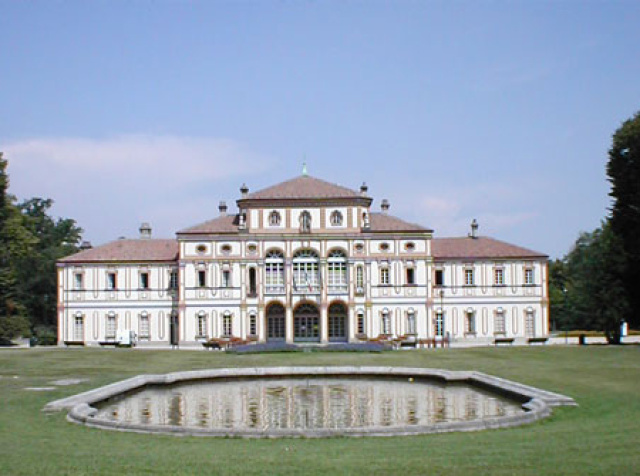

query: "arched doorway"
(266, 302), (285, 341)
(294, 302), (320, 342)
(328, 302), (348, 342)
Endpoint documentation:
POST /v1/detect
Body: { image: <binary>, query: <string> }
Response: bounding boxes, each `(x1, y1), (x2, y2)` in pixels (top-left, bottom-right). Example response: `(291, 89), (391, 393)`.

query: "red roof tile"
(432, 237), (546, 259)
(59, 239), (179, 263)
(368, 213), (432, 233)
(177, 215), (240, 235)
(243, 175), (363, 200)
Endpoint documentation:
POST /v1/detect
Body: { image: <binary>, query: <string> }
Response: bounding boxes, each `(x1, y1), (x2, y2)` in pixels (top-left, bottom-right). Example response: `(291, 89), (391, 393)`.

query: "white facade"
(57, 175), (548, 347)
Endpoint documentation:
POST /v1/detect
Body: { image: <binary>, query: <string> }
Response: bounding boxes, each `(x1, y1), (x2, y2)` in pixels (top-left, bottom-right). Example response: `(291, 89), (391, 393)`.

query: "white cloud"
(3, 135), (274, 244)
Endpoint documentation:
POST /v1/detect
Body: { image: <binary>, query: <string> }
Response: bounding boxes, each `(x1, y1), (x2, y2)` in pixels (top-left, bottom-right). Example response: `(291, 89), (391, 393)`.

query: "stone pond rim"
(45, 366), (577, 438)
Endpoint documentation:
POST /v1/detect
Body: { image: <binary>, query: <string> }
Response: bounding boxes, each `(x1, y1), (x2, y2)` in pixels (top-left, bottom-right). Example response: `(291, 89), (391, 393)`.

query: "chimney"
(219, 201), (228, 216)
(139, 223), (152, 239)
(240, 183), (249, 198)
(360, 182), (368, 196)
(79, 240), (92, 250)
(469, 218), (479, 239)
(381, 199), (390, 213)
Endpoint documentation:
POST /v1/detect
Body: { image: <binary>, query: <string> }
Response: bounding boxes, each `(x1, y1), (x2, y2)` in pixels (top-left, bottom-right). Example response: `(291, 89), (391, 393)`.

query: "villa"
(57, 173), (548, 347)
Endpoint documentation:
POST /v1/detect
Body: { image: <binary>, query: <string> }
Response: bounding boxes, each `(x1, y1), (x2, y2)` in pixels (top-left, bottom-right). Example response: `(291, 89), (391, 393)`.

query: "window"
(381, 310), (391, 335)
(407, 310), (416, 335)
(406, 267), (415, 285)
(198, 270), (206, 288)
(404, 242), (416, 252)
(247, 243), (258, 255)
(327, 250), (347, 292)
(435, 311), (444, 337)
(140, 272), (149, 290)
(354, 243), (364, 253)
(197, 311), (207, 337)
(196, 244), (207, 254)
(74, 313), (84, 341)
(265, 250), (285, 293)
(330, 210), (343, 226)
(220, 244), (232, 255)
(464, 268), (474, 286)
(380, 267), (390, 286)
(299, 211), (312, 233)
(526, 310), (535, 337)
(139, 312), (150, 339)
(107, 272), (117, 290)
(465, 310), (476, 334)
(379, 242), (390, 252)
(524, 268), (534, 285)
(249, 312), (257, 336)
(494, 268), (504, 286)
(356, 265), (364, 292)
(223, 312), (232, 337)
(106, 313), (116, 339)
(357, 310), (365, 335)
(74, 273), (83, 290)
(268, 211), (281, 226)
(495, 310), (505, 334)
(222, 270), (231, 288)
(248, 268), (257, 296)
(435, 269), (444, 286)
(293, 249), (320, 292)
(169, 271), (178, 289)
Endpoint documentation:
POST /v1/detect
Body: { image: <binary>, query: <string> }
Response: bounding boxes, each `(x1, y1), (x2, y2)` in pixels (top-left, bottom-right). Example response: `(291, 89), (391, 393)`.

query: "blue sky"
(2, 1), (639, 258)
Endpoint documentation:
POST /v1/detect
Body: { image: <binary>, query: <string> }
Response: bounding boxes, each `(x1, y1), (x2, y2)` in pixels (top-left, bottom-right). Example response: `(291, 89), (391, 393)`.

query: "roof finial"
(302, 161), (308, 176)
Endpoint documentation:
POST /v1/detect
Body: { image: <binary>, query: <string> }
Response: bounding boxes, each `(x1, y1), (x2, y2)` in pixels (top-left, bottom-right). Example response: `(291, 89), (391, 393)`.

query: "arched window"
(265, 250), (285, 293)
(299, 211), (312, 233)
(494, 308), (506, 334)
(223, 311), (232, 337)
(74, 312), (84, 341)
(106, 311), (117, 339)
(293, 249), (320, 292)
(327, 249), (347, 292)
(465, 309), (476, 334)
(139, 311), (150, 340)
(406, 309), (416, 335)
(355, 265), (364, 293)
(525, 308), (535, 337)
(268, 211), (281, 226)
(381, 309), (391, 335)
(197, 311), (207, 337)
(330, 210), (343, 226)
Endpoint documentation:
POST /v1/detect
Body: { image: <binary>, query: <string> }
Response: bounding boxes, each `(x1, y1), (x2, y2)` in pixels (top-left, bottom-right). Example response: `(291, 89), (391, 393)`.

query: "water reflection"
(94, 378), (523, 431)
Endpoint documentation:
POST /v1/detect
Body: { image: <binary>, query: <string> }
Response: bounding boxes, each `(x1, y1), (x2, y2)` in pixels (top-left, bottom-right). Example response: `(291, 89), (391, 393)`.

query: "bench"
(527, 337), (549, 345)
(494, 337), (515, 346)
(64, 341), (85, 347)
(98, 341), (119, 347)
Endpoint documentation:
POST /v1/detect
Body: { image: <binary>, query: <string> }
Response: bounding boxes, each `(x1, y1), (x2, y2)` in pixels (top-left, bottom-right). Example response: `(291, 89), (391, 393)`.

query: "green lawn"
(1, 346), (638, 475)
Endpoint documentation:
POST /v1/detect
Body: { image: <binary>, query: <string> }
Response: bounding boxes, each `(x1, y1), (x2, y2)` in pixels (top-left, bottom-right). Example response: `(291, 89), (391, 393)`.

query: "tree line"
(0, 153), (83, 344)
(550, 111), (640, 343)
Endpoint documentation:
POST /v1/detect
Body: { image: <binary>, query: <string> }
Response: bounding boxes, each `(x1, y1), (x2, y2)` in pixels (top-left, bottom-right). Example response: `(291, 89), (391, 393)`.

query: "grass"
(0, 346), (639, 475)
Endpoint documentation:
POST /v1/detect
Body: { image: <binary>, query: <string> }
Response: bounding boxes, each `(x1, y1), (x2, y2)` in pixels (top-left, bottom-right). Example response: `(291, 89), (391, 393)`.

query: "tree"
(548, 259), (571, 331)
(16, 198), (83, 329)
(607, 111), (640, 328)
(564, 222), (628, 343)
(0, 154), (36, 343)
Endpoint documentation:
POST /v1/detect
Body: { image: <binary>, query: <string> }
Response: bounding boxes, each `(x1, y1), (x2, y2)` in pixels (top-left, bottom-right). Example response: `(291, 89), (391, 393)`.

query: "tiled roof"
(244, 175), (363, 200)
(59, 239), (179, 263)
(432, 237), (546, 259)
(176, 215), (239, 235)
(368, 213), (432, 233)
